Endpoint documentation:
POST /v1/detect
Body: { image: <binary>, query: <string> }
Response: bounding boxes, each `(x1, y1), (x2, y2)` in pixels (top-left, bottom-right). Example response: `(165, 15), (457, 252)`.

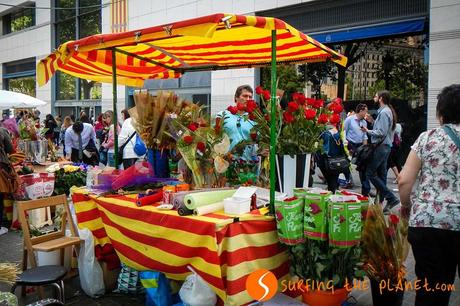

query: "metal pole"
(269, 29), (277, 215)
(112, 48), (119, 169)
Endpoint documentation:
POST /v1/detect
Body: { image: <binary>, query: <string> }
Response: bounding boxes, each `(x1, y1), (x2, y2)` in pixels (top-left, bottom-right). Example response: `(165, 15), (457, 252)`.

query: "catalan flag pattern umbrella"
(37, 13), (346, 87)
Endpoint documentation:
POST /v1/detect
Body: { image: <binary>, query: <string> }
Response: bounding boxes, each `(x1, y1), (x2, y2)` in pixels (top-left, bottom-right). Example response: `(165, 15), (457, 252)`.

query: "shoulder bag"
(442, 125), (460, 149)
(352, 136), (386, 172)
(117, 132), (136, 166)
(325, 132), (350, 173)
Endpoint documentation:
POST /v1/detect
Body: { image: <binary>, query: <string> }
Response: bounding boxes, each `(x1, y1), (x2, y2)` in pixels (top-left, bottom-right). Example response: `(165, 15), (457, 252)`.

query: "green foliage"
(367, 80), (386, 99)
(261, 64), (306, 100)
(376, 50), (428, 101)
(289, 240), (362, 288)
(53, 168), (86, 196)
(11, 13), (33, 32)
(298, 62), (337, 98)
(7, 77), (36, 97)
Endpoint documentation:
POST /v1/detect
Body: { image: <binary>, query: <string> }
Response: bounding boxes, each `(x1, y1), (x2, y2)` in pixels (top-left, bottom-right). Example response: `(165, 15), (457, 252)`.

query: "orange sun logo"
(245, 269), (278, 301)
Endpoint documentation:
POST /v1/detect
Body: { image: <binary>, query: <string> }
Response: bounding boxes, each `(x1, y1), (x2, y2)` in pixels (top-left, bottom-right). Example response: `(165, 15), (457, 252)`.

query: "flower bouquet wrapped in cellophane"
(130, 90), (184, 149)
(165, 103), (232, 188)
(361, 203), (409, 283)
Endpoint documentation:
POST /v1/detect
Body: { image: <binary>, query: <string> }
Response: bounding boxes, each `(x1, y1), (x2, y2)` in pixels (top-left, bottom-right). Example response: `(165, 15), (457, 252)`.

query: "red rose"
(339, 215), (346, 223)
(248, 112), (256, 120)
(317, 114), (328, 124)
(197, 141), (206, 152)
(389, 214), (400, 225)
(292, 93), (301, 102)
(236, 102), (246, 111)
(255, 86), (264, 95)
(334, 97), (343, 104)
(306, 98), (316, 107)
(283, 111), (295, 123)
(329, 113), (341, 125)
(227, 105), (238, 115)
(304, 108), (317, 120)
(287, 101), (299, 113)
(292, 92), (306, 104)
(314, 99), (324, 109)
(263, 90), (271, 101)
(250, 132), (257, 140)
(264, 114), (270, 121)
(246, 100), (258, 113)
(183, 135), (193, 144)
(188, 122), (198, 132)
(332, 103), (343, 114)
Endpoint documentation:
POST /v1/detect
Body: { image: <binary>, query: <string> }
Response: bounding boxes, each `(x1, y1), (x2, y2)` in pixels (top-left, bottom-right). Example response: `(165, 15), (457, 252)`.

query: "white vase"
(275, 153), (312, 197)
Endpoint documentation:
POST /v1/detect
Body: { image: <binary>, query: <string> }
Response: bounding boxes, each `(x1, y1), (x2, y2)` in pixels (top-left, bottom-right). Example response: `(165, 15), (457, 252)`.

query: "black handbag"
(326, 155), (350, 173)
(351, 137), (385, 171)
(324, 131), (350, 173)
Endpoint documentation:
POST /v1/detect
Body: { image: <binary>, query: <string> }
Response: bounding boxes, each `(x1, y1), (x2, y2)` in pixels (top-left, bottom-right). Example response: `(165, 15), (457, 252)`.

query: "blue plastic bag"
(134, 134), (147, 156)
(140, 271), (181, 306)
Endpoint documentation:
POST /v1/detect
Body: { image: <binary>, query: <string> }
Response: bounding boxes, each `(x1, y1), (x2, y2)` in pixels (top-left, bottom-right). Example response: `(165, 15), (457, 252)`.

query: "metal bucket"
(19, 140), (48, 163)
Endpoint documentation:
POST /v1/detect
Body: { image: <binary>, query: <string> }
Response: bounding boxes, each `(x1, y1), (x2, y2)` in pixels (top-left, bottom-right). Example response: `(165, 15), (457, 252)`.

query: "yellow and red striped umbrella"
(37, 13), (347, 87)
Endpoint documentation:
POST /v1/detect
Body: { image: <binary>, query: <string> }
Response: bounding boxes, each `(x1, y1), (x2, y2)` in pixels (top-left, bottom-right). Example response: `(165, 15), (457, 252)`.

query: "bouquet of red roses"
(230, 86), (343, 157)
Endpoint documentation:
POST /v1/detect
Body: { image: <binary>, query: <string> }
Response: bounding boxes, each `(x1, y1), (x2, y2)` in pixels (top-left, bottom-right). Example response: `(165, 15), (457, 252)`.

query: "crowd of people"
(0, 84), (459, 305)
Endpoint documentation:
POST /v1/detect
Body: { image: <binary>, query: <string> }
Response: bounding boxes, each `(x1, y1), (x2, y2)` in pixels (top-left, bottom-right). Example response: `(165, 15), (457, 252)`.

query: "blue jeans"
(365, 144), (398, 204)
(348, 142), (371, 195)
(107, 152), (115, 167)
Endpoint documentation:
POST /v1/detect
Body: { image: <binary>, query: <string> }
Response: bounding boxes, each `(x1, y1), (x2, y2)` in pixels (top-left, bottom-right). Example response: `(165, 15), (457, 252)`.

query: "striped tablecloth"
(72, 189), (289, 305)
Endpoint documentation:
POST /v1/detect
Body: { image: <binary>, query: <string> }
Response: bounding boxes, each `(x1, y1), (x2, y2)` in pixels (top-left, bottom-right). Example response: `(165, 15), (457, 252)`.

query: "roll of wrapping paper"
(178, 206), (193, 216)
(193, 202), (224, 216)
(172, 191), (198, 209)
(172, 188), (231, 209)
(184, 189), (237, 210)
(136, 191), (163, 207)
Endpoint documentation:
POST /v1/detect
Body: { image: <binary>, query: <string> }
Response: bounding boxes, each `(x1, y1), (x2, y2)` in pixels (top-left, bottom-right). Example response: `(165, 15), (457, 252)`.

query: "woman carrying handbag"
(316, 122), (350, 193)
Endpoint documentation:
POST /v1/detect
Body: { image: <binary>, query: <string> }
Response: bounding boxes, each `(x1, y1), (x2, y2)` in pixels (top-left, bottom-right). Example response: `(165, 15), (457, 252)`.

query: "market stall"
(34, 12), (351, 306)
(72, 189), (288, 305)
(37, 13), (347, 209)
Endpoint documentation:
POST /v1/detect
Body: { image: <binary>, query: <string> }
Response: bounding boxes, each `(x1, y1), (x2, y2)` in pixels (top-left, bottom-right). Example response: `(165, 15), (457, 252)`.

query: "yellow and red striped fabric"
(111, 0), (128, 33)
(72, 190), (289, 305)
(37, 13), (347, 87)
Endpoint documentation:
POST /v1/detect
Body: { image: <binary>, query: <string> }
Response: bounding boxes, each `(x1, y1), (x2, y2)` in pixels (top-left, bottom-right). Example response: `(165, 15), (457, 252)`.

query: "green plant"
(53, 168), (86, 196)
(289, 240), (363, 288)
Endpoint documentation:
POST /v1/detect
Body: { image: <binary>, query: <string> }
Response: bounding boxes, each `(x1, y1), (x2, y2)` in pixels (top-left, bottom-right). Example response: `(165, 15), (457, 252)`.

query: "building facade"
(0, 0), (459, 128)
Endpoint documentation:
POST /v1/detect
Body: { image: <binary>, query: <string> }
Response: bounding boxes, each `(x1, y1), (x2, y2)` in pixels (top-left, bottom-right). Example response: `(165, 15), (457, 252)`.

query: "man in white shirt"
(64, 121), (98, 165)
(344, 103), (370, 196)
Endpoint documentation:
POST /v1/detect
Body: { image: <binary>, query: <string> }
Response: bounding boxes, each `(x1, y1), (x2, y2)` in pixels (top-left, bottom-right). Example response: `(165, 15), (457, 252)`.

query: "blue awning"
(310, 18), (426, 44)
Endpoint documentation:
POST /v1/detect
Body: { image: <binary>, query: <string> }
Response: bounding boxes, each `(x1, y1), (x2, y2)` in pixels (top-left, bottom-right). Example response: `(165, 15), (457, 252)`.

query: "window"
(54, 0), (102, 101)
(2, 3), (35, 35)
(3, 58), (36, 97)
(142, 71), (212, 111)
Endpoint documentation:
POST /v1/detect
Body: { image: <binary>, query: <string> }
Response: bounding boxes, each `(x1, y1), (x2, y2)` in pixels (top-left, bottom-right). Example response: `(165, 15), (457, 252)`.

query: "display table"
(72, 189), (289, 305)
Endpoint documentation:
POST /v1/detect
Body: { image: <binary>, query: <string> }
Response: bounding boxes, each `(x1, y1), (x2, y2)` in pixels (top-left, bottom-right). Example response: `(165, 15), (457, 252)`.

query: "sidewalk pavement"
(0, 168), (459, 305)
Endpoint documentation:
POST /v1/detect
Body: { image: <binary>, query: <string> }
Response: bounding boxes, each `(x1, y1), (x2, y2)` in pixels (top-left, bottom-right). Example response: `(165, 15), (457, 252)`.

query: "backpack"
(133, 134), (147, 156)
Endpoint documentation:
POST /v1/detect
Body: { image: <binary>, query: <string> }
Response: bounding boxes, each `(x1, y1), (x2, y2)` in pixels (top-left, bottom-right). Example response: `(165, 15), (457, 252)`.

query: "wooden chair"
(16, 194), (82, 299)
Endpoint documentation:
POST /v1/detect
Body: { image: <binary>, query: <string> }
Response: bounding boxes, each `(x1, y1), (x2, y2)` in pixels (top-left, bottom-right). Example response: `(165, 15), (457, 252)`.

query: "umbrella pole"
(112, 48), (119, 169)
(269, 29), (277, 215)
